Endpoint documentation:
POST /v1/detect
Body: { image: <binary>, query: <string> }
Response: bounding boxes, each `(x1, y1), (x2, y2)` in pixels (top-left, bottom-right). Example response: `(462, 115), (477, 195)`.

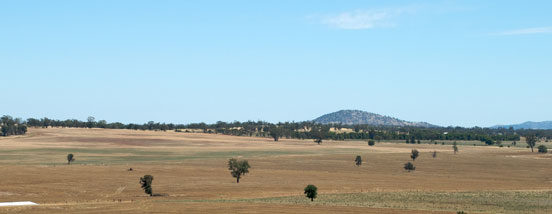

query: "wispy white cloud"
(497, 27), (552, 35)
(315, 7), (416, 30)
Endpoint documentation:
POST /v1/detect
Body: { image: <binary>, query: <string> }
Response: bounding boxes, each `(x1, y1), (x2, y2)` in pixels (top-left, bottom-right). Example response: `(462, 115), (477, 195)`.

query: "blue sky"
(1, 0), (551, 127)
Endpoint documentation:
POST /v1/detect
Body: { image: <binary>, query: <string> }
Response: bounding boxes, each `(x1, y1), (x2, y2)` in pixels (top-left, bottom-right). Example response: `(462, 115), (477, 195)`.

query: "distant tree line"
(1, 115), (27, 136)
(7, 115), (552, 143)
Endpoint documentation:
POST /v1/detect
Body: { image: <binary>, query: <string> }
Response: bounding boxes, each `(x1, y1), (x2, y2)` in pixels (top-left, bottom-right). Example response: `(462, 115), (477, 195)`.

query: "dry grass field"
(1, 128), (551, 213)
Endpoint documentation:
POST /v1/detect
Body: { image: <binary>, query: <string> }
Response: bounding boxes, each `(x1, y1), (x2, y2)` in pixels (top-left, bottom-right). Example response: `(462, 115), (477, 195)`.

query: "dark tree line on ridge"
(5, 115), (552, 144)
(1, 115), (28, 136)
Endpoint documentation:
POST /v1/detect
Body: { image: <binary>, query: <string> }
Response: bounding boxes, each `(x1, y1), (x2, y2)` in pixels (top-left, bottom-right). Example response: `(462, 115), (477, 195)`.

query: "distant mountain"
(492, 121), (552, 130)
(313, 110), (437, 127)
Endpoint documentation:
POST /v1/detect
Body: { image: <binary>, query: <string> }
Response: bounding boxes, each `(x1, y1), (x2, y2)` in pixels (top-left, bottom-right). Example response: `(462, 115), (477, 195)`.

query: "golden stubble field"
(0, 128), (551, 213)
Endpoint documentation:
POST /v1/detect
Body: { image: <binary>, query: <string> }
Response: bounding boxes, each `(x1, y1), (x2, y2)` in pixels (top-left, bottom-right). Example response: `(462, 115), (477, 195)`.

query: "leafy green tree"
(304, 184), (318, 201)
(269, 127), (283, 141)
(410, 149), (419, 161)
(404, 162), (416, 172)
(140, 174), (154, 196)
(228, 158), (251, 183)
(67, 154), (75, 165)
(0, 115), (27, 136)
(538, 145), (547, 153)
(453, 142), (459, 154)
(526, 136), (537, 152)
(311, 126), (328, 145)
(355, 156), (362, 166)
(86, 116), (96, 128)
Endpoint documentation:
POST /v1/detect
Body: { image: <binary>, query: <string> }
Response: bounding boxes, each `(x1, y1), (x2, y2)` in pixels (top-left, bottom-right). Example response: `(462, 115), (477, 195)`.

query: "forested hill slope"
(313, 110), (436, 127)
(492, 121), (552, 130)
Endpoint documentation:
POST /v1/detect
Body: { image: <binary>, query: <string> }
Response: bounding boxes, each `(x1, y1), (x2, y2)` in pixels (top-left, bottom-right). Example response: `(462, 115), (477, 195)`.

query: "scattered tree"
(304, 184), (318, 201)
(355, 155), (362, 166)
(432, 151), (437, 158)
(311, 126), (329, 145)
(269, 127), (283, 141)
(453, 142), (459, 154)
(526, 136), (537, 152)
(86, 116), (96, 128)
(538, 145), (548, 153)
(404, 162), (416, 172)
(139, 174), (154, 196)
(228, 158), (251, 183)
(67, 153), (75, 165)
(410, 149), (419, 161)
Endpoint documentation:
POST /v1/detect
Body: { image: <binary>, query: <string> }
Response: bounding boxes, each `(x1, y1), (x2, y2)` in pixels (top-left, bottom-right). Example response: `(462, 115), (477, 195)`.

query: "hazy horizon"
(1, 0), (551, 127)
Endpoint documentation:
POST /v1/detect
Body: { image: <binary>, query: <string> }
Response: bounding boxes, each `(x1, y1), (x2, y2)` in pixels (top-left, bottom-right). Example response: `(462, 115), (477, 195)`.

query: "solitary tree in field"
(304, 184), (318, 201)
(228, 158), (251, 183)
(355, 155), (362, 166)
(139, 174), (154, 196)
(404, 162), (416, 172)
(453, 142), (459, 154)
(410, 149), (419, 161)
(526, 136), (538, 152)
(67, 153), (75, 165)
(538, 145), (548, 153)
(432, 151), (437, 158)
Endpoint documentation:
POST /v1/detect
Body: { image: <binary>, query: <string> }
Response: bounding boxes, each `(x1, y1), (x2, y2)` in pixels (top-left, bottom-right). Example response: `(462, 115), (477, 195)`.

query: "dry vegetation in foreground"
(0, 128), (551, 213)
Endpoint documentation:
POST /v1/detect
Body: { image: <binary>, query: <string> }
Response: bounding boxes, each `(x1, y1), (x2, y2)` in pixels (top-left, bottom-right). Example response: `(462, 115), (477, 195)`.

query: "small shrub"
(368, 140), (375, 146)
(441, 142), (445, 145)
(67, 154), (75, 165)
(453, 142), (458, 154)
(355, 155), (362, 166)
(538, 145), (548, 153)
(404, 162), (415, 172)
(410, 149), (419, 161)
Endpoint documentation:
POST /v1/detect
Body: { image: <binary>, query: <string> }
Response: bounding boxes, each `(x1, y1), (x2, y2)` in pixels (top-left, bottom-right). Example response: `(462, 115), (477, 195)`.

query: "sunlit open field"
(1, 128), (551, 213)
